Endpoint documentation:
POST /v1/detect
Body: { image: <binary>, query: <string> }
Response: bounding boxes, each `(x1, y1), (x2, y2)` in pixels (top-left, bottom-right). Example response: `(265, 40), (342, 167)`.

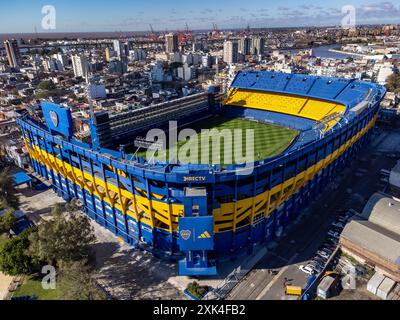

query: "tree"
(386, 73), (400, 94)
(0, 167), (20, 209)
(0, 229), (38, 276)
(59, 260), (106, 300)
(29, 205), (96, 266)
(0, 208), (17, 235)
(37, 80), (56, 91)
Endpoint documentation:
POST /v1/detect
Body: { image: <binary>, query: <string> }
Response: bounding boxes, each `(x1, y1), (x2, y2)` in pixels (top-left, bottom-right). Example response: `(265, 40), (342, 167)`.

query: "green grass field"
(13, 273), (107, 300)
(13, 274), (63, 300)
(137, 116), (298, 165)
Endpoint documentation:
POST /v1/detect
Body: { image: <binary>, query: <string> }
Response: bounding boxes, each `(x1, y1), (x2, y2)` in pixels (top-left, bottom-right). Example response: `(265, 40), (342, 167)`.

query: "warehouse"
(340, 193), (400, 281)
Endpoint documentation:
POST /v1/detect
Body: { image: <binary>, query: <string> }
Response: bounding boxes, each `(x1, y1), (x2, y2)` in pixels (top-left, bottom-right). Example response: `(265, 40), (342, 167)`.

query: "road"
(227, 128), (398, 300)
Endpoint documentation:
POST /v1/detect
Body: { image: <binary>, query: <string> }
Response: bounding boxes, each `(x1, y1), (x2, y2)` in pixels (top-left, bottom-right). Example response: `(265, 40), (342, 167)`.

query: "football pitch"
(136, 116), (299, 165)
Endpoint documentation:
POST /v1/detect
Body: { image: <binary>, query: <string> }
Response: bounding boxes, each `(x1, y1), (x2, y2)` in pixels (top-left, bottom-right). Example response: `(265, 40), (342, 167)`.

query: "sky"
(0, 0), (399, 34)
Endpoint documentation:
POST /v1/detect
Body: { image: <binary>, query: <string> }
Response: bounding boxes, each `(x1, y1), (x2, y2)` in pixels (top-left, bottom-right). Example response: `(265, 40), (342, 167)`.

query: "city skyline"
(0, 0), (400, 34)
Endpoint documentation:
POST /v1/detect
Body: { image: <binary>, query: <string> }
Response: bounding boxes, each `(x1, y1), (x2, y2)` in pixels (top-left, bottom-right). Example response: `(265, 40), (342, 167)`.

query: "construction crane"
(148, 24), (158, 42)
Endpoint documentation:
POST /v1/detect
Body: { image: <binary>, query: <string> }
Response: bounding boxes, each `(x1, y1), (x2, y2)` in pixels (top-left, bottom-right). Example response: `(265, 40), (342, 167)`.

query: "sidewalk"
(0, 272), (14, 300)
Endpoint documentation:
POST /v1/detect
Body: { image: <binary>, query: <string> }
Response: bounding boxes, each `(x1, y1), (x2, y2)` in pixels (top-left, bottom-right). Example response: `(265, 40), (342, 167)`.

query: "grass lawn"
(13, 273), (108, 300)
(0, 233), (9, 249)
(136, 116), (299, 165)
(13, 274), (63, 300)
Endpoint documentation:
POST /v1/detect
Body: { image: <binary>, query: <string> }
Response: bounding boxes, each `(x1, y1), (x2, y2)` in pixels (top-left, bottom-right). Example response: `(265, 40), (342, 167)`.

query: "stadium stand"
(224, 88), (346, 126)
(307, 78), (351, 100)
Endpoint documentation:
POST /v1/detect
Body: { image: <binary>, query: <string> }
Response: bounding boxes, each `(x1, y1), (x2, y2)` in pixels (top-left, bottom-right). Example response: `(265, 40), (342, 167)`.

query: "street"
(227, 127), (399, 300)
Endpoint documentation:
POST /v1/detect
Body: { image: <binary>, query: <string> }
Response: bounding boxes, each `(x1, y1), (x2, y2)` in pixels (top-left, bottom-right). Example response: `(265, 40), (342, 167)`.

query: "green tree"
(0, 208), (17, 235)
(28, 205), (96, 266)
(38, 80), (56, 91)
(59, 260), (106, 300)
(386, 73), (400, 94)
(0, 168), (20, 209)
(0, 229), (38, 276)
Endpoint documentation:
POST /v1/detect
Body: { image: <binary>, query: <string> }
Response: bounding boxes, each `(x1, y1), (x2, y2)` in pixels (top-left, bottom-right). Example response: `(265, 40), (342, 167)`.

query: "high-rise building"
(202, 54), (212, 68)
(251, 37), (265, 55)
(54, 53), (68, 67)
(105, 48), (113, 62)
(43, 58), (64, 72)
(223, 41), (238, 64)
(4, 39), (22, 68)
(238, 37), (251, 55)
(113, 40), (124, 60)
(71, 54), (89, 78)
(165, 33), (179, 53)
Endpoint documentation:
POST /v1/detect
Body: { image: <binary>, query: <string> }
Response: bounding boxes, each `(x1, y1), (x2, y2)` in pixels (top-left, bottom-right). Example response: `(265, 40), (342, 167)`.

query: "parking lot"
(227, 126), (400, 300)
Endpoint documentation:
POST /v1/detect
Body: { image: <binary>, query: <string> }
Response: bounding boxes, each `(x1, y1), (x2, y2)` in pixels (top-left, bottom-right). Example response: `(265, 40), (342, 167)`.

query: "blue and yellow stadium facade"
(16, 71), (386, 276)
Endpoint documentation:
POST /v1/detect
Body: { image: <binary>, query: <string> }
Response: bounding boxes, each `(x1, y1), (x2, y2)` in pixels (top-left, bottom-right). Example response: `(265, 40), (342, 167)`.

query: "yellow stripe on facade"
(24, 113), (376, 235)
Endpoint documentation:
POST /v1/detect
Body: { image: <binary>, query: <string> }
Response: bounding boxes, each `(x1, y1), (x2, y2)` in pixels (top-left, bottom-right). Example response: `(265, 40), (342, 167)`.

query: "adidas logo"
(198, 231), (211, 239)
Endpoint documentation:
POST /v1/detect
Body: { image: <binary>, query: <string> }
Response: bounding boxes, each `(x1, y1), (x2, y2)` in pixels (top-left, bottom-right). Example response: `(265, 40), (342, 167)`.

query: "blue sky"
(0, 0), (399, 33)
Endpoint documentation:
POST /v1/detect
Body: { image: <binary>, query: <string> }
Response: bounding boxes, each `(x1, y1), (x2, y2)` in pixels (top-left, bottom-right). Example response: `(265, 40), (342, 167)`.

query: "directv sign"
(178, 216), (214, 251)
(176, 174), (215, 184)
(41, 102), (74, 139)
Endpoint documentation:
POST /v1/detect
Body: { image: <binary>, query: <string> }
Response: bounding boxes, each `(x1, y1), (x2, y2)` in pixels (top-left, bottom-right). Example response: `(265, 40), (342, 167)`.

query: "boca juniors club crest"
(49, 111), (59, 127)
(180, 230), (191, 241)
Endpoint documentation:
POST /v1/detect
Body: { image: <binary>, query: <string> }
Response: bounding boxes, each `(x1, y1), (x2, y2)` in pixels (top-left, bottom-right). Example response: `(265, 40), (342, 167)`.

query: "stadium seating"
(224, 106), (315, 131)
(285, 74), (316, 95)
(251, 72), (291, 92)
(307, 78), (351, 100)
(336, 81), (373, 108)
(224, 89), (346, 124)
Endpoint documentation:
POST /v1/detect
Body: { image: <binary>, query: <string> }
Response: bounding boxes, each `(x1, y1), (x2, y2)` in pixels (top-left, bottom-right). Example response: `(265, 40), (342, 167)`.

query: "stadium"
(16, 71), (386, 276)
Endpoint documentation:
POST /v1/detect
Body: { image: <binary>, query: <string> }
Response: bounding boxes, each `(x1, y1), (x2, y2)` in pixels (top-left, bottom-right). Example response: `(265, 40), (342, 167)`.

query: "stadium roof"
(360, 193), (400, 235)
(341, 220), (400, 266)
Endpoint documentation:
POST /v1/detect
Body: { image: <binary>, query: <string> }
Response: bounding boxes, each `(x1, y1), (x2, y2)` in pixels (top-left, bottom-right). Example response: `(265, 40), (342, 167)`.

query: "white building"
(54, 53), (68, 67)
(377, 63), (395, 85)
(43, 58), (64, 72)
(71, 54), (89, 78)
(178, 64), (197, 81)
(223, 41), (238, 64)
(202, 54), (212, 68)
(129, 49), (146, 61)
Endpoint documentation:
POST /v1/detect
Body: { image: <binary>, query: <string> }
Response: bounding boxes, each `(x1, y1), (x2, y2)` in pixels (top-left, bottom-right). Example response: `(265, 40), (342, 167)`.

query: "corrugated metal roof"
(341, 220), (400, 265)
(360, 193), (400, 235)
(368, 272), (385, 290)
(378, 277), (396, 294)
(389, 161), (400, 188)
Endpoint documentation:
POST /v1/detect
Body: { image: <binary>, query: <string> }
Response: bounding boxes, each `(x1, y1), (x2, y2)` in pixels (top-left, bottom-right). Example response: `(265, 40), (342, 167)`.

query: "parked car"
(316, 250), (330, 260)
(332, 221), (345, 229)
(299, 265), (315, 275)
(327, 237), (339, 245)
(308, 262), (322, 273)
(328, 230), (340, 239)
